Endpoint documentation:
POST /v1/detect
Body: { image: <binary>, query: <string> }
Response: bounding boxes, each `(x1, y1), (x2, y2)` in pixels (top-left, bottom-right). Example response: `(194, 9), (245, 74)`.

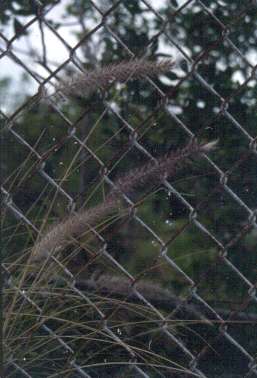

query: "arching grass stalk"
(31, 140), (217, 264)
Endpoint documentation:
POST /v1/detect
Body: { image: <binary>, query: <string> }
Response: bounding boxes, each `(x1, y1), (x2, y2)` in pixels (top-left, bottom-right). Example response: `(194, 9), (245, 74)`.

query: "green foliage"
(2, 0), (256, 296)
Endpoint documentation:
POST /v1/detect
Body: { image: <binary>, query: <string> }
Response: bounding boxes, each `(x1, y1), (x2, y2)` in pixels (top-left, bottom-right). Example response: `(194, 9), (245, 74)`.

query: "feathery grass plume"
(31, 140), (217, 264)
(110, 140), (218, 198)
(54, 59), (175, 99)
(31, 196), (118, 263)
(75, 273), (255, 322)
(75, 274), (208, 322)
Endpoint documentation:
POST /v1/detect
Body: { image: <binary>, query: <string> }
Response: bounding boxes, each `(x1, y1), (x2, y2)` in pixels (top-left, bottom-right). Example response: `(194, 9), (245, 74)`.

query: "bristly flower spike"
(31, 140), (217, 263)
(53, 59), (175, 99)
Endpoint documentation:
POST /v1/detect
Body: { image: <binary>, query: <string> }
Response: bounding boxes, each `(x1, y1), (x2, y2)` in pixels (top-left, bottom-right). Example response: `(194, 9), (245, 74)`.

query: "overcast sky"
(1, 0), (256, 113)
(1, 0), (172, 111)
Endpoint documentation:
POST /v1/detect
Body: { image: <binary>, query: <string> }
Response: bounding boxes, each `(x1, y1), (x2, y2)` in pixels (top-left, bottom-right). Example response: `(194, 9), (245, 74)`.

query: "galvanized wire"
(1, 0), (257, 377)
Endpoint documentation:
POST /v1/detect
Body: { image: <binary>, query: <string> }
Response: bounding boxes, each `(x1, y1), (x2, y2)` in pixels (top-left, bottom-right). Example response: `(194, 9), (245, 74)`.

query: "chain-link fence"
(1, 1), (257, 377)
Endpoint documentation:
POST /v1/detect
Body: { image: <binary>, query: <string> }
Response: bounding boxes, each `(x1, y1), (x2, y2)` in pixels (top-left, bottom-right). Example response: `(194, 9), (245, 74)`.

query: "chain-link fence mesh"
(1, 1), (257, 377)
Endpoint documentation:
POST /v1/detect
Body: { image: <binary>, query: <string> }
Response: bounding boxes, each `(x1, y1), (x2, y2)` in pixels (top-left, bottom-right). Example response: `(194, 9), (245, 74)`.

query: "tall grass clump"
(3, 59), (219, 378)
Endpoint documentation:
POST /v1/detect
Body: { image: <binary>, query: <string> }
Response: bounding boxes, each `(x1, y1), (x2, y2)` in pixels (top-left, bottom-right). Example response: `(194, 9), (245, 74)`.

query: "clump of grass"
(3, 56), (221, 377)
